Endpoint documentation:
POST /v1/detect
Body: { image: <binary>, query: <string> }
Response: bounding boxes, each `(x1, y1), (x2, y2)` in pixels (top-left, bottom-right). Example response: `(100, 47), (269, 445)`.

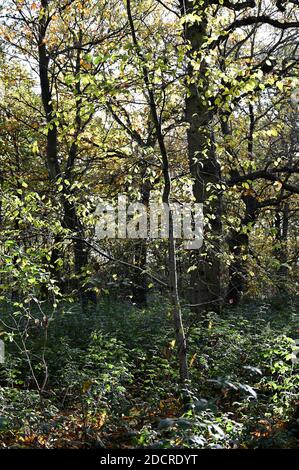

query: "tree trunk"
(131, 178), (150, 306)
(226, 193), (258, 305)
(220, 105), (258, 306)
(38, 1), (89, 304)
(180, 1), (222, 314)
(274, 203), (289, 281)
(126, 0), (188, 384)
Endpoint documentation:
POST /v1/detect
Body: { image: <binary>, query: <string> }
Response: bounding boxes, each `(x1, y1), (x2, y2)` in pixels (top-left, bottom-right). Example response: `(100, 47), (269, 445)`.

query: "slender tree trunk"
(127, 0), (188, 384)
(131, 240), (147, 306)
(274, 203), (289, 281)
(220, 106), (258, 305)
(167, 210), (189, 383)
(226, 193), (258, 306)
(131, 177), (150, 306)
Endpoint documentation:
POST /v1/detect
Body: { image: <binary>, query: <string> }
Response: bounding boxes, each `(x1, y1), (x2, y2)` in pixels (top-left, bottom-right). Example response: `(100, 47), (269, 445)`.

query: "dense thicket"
(0, 0), (298, 449)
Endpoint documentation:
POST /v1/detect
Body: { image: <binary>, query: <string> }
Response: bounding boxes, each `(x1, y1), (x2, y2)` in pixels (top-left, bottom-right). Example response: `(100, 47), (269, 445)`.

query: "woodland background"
(0, 0), (298, 449)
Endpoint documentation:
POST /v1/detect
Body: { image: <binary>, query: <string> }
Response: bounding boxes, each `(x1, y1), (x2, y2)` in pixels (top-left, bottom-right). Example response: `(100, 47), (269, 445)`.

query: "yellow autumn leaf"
(82, 380), (93, 393)
(189, 353), (197, 368)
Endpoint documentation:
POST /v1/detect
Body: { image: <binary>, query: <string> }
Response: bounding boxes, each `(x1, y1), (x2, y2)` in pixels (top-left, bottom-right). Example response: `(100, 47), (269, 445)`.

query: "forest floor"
(0, 296), (299, 449)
